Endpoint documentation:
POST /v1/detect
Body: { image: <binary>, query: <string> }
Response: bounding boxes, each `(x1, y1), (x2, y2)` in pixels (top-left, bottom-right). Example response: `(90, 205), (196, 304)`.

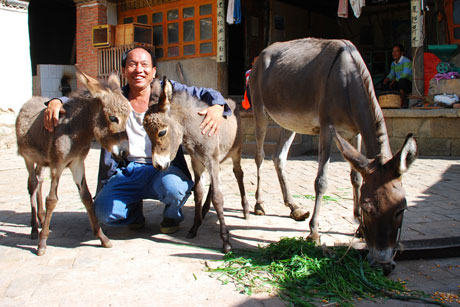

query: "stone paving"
(1, 143), (459, 306)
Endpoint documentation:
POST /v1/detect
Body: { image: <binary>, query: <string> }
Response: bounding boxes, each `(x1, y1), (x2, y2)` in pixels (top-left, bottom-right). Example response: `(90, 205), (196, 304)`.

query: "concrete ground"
(1, 143), (459, 306)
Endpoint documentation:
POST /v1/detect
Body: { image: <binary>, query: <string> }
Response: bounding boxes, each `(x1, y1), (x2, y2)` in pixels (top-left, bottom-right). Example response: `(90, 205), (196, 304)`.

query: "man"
(44, 47), (230, 233)
(383, 44), (413, 108)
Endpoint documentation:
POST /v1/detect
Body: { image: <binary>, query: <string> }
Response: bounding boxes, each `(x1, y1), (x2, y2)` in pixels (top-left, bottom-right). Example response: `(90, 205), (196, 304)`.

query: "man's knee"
(158, 172), (193, 203)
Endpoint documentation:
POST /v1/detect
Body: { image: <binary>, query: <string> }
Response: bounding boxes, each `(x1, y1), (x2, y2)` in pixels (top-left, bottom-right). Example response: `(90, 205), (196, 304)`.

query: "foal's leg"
(24, 159), (39, 239)
(273, 128), (310, 221)
(37, 165), (65, 256)
(307, 128), (332, 244)
(350, 134), (362, 222)
(253, 103), (269, 215)
(69, 159), (111, 248)
(35, 165), (45, 227)
(187, 159), (206, 238)
(231, 150), (250, 219)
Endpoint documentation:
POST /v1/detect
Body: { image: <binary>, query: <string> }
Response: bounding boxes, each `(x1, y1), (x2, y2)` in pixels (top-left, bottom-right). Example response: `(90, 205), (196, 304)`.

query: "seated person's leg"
(94, 162), (146, 226)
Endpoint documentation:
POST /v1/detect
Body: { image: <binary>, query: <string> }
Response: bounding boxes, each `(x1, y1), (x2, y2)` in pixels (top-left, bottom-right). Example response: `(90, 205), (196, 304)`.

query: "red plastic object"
(423, 52), (441, 96)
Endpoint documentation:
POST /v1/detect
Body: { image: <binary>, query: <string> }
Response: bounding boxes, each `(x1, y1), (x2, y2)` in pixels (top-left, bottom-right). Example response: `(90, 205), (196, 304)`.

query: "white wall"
(0, 6), (32, 114)
(36, 64), (77, 99)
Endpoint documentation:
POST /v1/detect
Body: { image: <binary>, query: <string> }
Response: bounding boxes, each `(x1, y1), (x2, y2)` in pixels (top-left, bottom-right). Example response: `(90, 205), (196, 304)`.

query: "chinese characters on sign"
(217, 0), (226, 62)
(411, 0), (423, 47)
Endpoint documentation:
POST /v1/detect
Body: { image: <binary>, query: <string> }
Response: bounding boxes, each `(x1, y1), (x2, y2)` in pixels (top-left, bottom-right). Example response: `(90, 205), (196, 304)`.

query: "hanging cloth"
(337, 0), (348, 18)
(350, 0), (365, 18)
(227, 0), (235, 25)
(233, 0), (242, 24)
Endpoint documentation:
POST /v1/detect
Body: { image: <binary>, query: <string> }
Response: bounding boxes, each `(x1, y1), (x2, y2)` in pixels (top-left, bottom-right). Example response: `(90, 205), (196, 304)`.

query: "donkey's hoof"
(306, 234), (321, 245)
(290, 208), (310, 221)
(186, 231), (197, 239)
(243, 210), (251, 220)
(102, 240), (112, 248)
(254, 203), (265, 216)
(37, 247), (46, 256)
(223, 242), (232, 254)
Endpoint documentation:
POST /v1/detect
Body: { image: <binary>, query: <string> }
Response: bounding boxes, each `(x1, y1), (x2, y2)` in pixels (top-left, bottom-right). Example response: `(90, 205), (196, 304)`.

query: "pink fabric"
(337, 0), (348, 18)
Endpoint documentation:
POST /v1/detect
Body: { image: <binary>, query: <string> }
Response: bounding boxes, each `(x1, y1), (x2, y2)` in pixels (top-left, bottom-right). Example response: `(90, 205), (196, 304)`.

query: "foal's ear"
(331, 126), (370, 175)
(158, 76), (172, 113)
(75, 64), (105, 97)
(385, 134), (418, 177)
(107, 71), (121, 91)
(149, 78), (162, 106)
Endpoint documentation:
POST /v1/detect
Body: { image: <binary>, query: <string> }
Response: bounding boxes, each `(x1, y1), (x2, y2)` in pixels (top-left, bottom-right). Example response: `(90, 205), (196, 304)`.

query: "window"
(118, 1), (215, 60)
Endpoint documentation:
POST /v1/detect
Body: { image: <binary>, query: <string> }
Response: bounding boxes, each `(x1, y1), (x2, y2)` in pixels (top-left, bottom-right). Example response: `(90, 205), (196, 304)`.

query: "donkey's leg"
(38, 165), (65, 256)
(69, 159), (111, 248)
(201, 184), (212, 219)
(350, 134), (362, 222)
(307, 128), (332, 244)
(253, 104), (269, 216)
(207, 159), (231, 253)
(35, 165), (45, 227)
(231, 150), (250, 219)
(187, 159), (206, 238)
(273, 128), (310, 221)
(24, 159), (40, 239)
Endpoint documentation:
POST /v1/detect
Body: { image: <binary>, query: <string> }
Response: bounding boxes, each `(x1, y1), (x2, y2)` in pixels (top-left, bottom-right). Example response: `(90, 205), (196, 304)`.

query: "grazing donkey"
(15, 67), (131, 256)
(249, 38), (417, 274)
(143, 77), (249, 253)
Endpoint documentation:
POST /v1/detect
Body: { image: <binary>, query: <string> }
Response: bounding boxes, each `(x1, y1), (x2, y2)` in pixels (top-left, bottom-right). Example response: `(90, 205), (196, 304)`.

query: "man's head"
(122, 47), (157, 91)
(391, 44), (404, 61)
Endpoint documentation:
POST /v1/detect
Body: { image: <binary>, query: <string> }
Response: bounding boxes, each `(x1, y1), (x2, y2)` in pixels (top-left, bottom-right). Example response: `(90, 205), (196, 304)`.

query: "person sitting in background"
(383, 44), (413, 108)
(242, 56), (258, 110)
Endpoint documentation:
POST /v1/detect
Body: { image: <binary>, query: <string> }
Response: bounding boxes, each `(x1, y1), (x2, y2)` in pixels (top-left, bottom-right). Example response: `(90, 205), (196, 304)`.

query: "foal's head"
(333, 128), (417, 275)
(143, 77), (182, 170)
(76, 66), (131, 161)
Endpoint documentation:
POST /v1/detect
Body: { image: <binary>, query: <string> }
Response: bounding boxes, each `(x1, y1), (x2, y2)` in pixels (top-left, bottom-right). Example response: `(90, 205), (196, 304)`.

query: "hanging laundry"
(337, 0), (348, 18)
(350, 0), (365, 18)
(227, 0), (235, 24)
(233, 0), (241, 24)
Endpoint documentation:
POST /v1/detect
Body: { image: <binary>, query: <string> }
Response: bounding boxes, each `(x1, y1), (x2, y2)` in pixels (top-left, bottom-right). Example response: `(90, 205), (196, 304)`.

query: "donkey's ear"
(386, 134), (418, 177)
(158, 76), (172, 113)
(75, 64), (105, 96)
(107, 71), (121, 91)
(149, 78), (162, 106)
(331, 126), (370, 175)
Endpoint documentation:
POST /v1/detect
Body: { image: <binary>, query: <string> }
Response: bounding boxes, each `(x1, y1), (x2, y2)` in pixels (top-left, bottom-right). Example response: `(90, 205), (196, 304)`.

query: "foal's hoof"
(254, 203), (265, 216)
(223, 242), (232, 254)
(290, 208), (310, 221)
(243, 210), (251, 220)
(102, 240), (113, 248)
(37, 247), (46, 256)
(306, 233), (321, 245)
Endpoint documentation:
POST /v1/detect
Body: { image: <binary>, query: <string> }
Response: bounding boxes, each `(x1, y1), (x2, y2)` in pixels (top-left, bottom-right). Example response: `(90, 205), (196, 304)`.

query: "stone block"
(383, 117), (393, 137)
(391, 118), (432, 138)
(431, 118), (460, 138)
(451, 139), (460, 155)
(417, 137), (451, 156)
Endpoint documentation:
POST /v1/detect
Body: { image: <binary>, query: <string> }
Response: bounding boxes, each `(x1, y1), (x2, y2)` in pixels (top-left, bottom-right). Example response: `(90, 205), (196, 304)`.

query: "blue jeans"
(94, 162), (194, 226)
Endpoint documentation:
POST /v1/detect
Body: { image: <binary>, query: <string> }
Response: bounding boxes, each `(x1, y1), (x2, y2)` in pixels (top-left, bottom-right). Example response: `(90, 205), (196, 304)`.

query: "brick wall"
(76, 0), (108, 83)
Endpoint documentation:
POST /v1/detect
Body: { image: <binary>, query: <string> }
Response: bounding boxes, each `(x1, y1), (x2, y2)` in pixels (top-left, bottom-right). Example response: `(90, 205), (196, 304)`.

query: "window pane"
(168, 46), (179, 57)
(123, 17), (133, 24)
(153, 25), (163, 45)
(167, 23), (179, 44)
(183, 7), (194, 18)
(183, 20), (195, 42)
(200, 18), (212, 40)
(184, 45), (195, 55)
(200, 42), (212, 54)
(152, 12), (163, 23)
(137, 15), (147, 24)
(200, 4), (212, 15)
(155, 48), (164, 59)
(167, 9), (178, 20)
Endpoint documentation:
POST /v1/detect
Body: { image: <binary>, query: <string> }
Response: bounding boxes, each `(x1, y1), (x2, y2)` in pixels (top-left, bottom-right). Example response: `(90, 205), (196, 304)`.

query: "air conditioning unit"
(115, 23), (153, 46)
(92, 24), (115, 48)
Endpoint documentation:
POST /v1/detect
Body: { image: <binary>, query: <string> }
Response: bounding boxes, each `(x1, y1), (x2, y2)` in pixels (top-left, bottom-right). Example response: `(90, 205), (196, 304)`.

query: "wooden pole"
(411, 0), (424, 102)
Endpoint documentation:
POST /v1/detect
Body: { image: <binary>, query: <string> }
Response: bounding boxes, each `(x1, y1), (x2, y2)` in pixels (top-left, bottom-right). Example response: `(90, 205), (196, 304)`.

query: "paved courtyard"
(1, 143), (459, 306)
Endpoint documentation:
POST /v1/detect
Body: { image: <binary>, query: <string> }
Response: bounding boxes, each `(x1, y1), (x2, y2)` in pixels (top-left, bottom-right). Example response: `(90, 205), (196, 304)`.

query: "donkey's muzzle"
(153, 154), (171, 170)
(111, 140), (129, 161)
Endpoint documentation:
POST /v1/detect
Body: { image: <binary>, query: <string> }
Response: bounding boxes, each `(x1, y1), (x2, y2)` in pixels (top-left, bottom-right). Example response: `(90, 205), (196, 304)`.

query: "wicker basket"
(378, 94), (401, 108)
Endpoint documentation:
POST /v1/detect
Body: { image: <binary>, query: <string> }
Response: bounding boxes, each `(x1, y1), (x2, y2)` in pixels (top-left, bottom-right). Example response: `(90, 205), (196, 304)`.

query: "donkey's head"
(143, 77), (182, 170)
(76, 66), (131, 161)
(332, 128), (417, 275)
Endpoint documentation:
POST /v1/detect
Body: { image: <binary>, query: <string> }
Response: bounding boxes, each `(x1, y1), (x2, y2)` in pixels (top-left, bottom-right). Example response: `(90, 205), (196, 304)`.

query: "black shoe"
(160, 217), (180, 234)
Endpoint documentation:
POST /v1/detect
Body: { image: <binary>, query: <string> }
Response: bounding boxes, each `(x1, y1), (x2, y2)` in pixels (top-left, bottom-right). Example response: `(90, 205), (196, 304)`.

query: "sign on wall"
(411, 0), (423, 47)
(217, 0), (226, 62)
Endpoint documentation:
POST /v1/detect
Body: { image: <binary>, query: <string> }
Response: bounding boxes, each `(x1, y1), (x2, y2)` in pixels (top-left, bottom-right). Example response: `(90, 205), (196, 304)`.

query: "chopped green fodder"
(292, 194), (340, 203)
(207, 237), (446, 306)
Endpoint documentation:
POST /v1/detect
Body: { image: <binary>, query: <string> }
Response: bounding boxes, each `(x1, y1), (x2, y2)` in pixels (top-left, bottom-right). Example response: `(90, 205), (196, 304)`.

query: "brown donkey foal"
(15, 67), (131, 256)
(143, 77), (249, 253)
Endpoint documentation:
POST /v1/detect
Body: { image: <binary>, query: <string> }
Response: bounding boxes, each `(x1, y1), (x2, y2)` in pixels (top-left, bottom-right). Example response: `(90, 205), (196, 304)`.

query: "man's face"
(392, 46), (402, 61)
(123, 48), (156, 91)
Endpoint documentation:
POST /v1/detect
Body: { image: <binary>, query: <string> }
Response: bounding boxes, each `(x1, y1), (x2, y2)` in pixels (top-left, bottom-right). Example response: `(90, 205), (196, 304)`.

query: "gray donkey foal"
(143, 77), (248, 253)
(16, 67), (131, 256)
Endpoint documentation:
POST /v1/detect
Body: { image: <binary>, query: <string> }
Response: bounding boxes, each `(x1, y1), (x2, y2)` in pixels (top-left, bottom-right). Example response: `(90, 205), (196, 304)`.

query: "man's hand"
(198, 104), (224, 136)
(44, 99), (66, 132)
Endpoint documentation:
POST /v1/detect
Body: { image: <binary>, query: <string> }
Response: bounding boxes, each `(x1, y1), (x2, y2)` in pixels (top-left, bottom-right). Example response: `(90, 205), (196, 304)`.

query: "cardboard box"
(115, 23), (153, 46)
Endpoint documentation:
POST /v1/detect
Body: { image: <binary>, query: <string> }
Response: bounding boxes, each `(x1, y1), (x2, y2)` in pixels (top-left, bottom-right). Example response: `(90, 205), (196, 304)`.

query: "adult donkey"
(249, 38), (417, 274)
(143, 77), (248, 253)
(16, 66), (131, 256)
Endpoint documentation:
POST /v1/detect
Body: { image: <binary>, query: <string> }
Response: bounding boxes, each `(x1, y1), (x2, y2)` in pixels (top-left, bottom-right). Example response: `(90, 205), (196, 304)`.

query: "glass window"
(167, 9), (179, 21)
(123, 17), (133, 24)
(183, 20), (195, 42)
(183, 7), (195, 18)
(199, 4), (212, 15)
(168, 46), (179, 57)
(137, 15), (148, 24)
(184, 45), (195, 55)
(152, 12), (163, 23)
(153, 25), (163, 45)
(200, 42), (212, 54)
(155, 48), (164, 59)
(167, 23), (179, 44)
(200, 18), (212, 40)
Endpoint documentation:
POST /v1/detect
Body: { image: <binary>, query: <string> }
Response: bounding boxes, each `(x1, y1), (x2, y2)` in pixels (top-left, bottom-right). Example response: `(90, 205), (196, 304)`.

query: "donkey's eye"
(158, 129), (167, 137)
(109, 115), (119, 123)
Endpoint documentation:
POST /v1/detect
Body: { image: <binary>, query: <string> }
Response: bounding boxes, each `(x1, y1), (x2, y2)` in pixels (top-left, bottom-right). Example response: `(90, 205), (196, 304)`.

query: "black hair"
(121, 46), (156, 68)
(392, 43), (405, 53)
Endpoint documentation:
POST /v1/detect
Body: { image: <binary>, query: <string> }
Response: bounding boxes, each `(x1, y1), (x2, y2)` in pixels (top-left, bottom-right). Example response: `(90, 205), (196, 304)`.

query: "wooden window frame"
(118, 0), (216, 61)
